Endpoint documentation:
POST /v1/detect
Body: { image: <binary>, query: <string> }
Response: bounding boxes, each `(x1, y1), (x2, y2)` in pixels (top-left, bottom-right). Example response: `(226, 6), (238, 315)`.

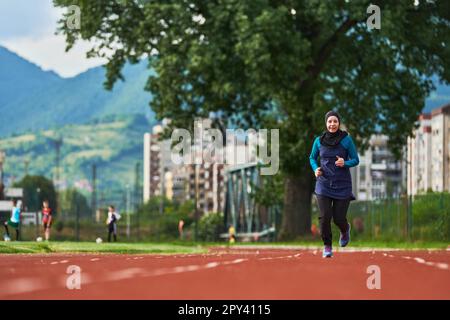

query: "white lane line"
(205, 262), (220, 268)
(59, 260), (69, 264)
(90, 258), (100, 262)
(401, 256), (449, 271)
(413, 257), (449, 270)
(223, 258), (246, 265)
(103, 258), (248, 281)
(382, 253), (395, 258)
(257, 254), (300, 261)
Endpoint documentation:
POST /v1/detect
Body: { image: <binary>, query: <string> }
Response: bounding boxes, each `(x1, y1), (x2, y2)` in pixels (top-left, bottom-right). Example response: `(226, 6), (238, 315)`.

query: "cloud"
(1, 35), (107, 78)
(0, 0), (57, 40)
(0, 0), (107, 77)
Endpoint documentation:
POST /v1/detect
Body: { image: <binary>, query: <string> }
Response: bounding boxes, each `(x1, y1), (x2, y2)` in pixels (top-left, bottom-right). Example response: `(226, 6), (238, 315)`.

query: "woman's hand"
(335, 156), (345, 167)
(315, 167), (322, 177)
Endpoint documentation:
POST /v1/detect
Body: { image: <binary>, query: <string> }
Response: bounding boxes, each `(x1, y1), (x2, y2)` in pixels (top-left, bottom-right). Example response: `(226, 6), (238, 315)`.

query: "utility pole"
(126, 184), (131, 239)
(134, 162), (141, 209)
(24, 159), (29, 177)
(159, 157), (165, 215)
(53, 137), (63, 220)
(134, 162), (141, 240)
(0, 151), (5, 200)
(194, 163), (199, 241)
(76, 200), (80, 241)
(91, 164), (97, 222)
(53, 137), (63, 189)
(35, 188), (41, 239)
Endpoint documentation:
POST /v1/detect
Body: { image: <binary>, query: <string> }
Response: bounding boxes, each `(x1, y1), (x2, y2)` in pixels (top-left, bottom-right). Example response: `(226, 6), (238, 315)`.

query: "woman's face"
(326, 116), (339, 133)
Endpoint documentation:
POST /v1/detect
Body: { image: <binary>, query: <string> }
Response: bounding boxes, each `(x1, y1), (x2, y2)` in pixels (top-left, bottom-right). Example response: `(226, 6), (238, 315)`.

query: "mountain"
(0, 46), (155, 137)
(0, 46), (62, 108)
(0, 114), (149, 208)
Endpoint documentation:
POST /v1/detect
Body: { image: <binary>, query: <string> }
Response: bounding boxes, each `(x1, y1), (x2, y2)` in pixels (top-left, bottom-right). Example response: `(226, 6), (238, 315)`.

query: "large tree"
(54, 0), (450, 239)
(13, 175), (57, 213)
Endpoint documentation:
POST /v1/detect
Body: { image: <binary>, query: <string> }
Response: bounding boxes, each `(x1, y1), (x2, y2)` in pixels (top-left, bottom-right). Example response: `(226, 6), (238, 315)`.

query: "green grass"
(231, 240), (449, 249)
(0, 240), (448, 254)
(0, 241), (207, 254)
(169, 240), (449, 249)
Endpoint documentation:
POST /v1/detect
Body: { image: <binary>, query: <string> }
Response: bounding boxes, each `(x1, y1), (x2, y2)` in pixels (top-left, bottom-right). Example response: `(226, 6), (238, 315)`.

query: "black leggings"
(108, 223), (117, 242)
(3, 222), (19, 241)
(316, 195), (350, 246)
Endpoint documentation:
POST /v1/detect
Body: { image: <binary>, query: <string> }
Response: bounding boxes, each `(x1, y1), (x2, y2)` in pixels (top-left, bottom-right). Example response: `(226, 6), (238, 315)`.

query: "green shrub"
(196, 212), (225, 242)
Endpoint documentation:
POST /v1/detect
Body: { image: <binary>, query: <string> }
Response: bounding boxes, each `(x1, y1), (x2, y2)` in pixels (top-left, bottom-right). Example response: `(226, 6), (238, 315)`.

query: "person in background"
(3, 199), (21, 241)
(106, 205), (120, 242)
(228, 225), (236, 244)
(42, 200), (53, 241)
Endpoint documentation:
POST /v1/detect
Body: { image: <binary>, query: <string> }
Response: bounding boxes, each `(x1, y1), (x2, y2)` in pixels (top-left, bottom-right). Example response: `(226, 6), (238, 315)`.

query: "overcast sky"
(0, 0), (106, 77)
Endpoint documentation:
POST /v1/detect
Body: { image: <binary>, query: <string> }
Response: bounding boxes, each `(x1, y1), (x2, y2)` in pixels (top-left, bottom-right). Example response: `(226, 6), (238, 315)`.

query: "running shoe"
(322, 245), (333, 258)
(339, 223), (351, 247)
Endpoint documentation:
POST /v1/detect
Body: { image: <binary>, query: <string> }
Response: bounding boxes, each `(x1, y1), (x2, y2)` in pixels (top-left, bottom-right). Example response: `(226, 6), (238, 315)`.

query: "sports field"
(0, 242), (449, 300)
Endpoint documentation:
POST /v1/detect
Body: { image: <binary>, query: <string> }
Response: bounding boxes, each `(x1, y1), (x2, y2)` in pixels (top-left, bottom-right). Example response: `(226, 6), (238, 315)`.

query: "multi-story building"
(143, 119), (260, 214)
(143, 120), (227, 214)
(407, 103), (450, 195)
(143, 125), (173, 203)
(431, 104), (450, 192)
(407, 114), (432, 195)
(352, 135), (404, 200)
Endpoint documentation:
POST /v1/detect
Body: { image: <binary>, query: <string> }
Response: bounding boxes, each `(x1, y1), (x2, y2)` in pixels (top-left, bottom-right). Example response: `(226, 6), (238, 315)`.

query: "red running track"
(0, 247), (449, 300)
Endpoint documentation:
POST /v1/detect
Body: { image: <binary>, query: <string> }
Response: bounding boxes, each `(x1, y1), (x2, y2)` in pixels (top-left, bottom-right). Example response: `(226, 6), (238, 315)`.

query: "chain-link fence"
(14, 192), (450, 243)
(312, 192), (450, 242)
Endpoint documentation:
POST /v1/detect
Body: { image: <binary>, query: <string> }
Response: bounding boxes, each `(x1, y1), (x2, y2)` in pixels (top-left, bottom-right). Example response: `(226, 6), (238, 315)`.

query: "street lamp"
(36, 188), (41, 238)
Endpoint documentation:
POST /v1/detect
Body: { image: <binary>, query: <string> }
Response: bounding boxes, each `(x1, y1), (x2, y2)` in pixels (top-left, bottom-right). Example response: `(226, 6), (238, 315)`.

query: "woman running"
(309, 111), (360, 258)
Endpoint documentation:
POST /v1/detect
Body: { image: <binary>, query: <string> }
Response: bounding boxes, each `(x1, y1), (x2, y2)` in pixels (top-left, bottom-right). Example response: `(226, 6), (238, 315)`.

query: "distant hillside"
(0, 46), (155, 137)
(0, 114), (151, 208)
(0, 46), (62, 108)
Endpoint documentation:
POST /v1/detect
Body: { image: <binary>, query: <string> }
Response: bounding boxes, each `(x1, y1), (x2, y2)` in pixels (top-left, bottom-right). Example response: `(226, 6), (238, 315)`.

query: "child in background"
(106, 205), (120, 242)
(42, 200), (53, 241)
(3, 199), (21, 241)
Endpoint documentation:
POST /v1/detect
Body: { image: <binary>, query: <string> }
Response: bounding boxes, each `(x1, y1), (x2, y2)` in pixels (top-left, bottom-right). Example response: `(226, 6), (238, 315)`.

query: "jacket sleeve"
(343, 136), (360, 168)
(309, 137), (320, 172)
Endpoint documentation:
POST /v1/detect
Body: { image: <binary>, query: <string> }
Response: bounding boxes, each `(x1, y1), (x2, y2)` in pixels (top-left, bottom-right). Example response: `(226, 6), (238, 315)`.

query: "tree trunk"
(279, 168), (314, 240)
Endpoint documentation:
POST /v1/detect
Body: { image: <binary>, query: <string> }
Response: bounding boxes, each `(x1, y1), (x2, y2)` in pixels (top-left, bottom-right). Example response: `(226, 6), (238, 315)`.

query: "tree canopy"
(13, 175), (57, 213)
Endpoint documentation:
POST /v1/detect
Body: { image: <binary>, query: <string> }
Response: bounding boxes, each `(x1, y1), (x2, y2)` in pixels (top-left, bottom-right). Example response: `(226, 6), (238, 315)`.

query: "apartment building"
(407, 114), (432, 195)
(407, 103), (450, 195)
(352, 135), (404, 200)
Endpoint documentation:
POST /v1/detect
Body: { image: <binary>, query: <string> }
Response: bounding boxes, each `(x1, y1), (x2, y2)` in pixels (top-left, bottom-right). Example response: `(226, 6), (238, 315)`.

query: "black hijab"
(320, 111), (348, 147)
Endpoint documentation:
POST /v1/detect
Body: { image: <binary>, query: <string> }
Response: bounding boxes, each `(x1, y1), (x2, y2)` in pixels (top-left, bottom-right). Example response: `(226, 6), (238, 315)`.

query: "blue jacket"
(309, 135), (359, 200)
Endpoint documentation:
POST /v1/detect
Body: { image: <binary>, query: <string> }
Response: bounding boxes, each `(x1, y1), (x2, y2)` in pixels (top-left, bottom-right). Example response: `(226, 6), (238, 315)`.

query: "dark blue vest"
(315, 143), (354, 200)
